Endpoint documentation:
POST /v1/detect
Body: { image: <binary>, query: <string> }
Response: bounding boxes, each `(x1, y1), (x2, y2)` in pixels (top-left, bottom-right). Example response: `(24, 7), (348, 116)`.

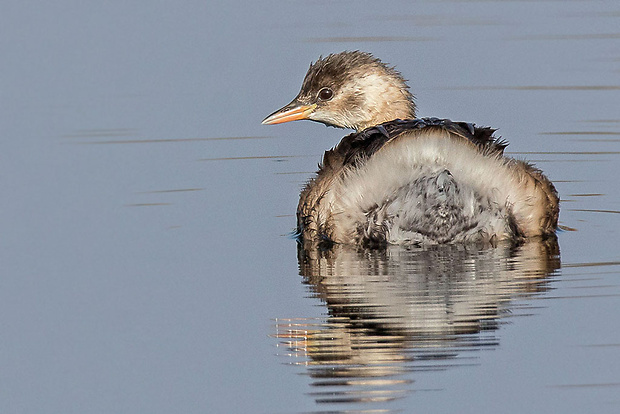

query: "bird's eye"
(318, 87), (334, 101)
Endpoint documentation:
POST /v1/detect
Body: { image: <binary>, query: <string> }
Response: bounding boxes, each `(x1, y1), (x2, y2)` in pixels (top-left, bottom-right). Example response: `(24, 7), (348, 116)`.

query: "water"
(275, 240), (561, 404)
(1, 1), (619, 413)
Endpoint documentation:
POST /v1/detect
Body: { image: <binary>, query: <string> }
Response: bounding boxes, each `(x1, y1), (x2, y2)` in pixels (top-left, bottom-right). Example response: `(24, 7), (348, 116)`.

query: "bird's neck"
(352, 73), (416, 132)
(355, 104), (416, 131)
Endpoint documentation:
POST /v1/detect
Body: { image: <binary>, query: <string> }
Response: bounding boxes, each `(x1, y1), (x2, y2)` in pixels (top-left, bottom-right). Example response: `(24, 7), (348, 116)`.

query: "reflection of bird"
(279, 239), (560, 405)
(263, 51), (559, 246)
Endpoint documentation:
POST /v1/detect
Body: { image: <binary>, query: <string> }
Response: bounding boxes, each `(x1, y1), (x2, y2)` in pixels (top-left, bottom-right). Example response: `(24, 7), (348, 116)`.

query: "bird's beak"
(262, 101), (317, 125)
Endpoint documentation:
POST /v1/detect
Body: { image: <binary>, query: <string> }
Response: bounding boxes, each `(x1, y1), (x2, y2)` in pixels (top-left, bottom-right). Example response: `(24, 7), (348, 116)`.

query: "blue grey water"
(1, 1), (619, 413)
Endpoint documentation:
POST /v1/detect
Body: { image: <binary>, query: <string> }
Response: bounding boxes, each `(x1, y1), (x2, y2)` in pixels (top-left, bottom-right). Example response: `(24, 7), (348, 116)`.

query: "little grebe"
(262, 51), (559, 246)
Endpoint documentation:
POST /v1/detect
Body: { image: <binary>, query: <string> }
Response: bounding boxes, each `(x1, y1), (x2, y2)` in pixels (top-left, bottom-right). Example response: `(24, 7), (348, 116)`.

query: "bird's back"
(297, 118), (559, 247)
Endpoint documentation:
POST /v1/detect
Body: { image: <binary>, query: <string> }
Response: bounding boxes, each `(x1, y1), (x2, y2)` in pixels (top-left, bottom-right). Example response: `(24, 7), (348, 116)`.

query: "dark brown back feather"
(320, 118), (506, 171)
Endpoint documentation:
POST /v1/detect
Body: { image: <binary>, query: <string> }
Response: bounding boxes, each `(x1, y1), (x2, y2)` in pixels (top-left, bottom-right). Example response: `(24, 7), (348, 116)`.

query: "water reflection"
(273, 239), (560, 409)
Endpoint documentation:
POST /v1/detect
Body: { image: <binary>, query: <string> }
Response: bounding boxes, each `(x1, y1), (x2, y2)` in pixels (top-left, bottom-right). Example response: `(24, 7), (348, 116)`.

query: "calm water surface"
(1, 1), (619, 413)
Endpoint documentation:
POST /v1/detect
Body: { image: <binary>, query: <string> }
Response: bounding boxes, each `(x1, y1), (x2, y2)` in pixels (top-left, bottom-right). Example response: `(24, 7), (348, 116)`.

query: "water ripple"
(441, 85), (620, 91)
(305, 36), (438, 43)
(71, 135), (270, 145)
(272, 239), (560, 409)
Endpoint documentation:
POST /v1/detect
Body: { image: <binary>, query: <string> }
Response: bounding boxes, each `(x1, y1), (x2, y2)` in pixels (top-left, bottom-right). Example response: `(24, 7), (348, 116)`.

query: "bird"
(262, 51), (559, 247)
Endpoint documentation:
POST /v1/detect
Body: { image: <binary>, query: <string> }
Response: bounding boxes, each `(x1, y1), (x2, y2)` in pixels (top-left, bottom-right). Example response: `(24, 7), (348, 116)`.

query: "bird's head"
(262, 51), (416, 132)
